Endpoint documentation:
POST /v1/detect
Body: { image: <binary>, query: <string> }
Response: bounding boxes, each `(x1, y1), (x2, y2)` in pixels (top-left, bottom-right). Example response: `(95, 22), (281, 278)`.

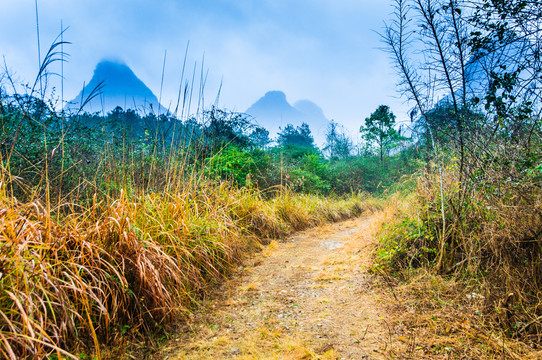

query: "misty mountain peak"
(246, 90), (300, 117)
(246, 90), (330, 145)
(262, 90), (287, 102)
(94, 60), (136, 81)
(67, 60), (164, 114)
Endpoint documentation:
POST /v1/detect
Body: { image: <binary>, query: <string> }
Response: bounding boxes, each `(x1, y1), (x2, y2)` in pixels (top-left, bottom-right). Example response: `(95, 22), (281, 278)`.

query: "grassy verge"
(372, 167), (542, 358)
(0, 181), (369, 359)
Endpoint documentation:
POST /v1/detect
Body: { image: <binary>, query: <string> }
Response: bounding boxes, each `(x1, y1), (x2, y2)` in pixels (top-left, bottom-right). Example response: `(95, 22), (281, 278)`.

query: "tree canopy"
(277, 123), (315, 149)
(361, 105), (404, 162)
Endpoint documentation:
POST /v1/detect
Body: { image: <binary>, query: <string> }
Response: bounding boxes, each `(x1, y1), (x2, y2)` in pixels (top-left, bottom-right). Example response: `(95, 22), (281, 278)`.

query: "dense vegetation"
(0, 99), (414, 204)
(376, 0), (542, 351)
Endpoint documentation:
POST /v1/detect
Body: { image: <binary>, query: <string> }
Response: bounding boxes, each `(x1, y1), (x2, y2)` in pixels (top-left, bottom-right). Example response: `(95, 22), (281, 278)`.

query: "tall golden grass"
(0, 178), (368, 359)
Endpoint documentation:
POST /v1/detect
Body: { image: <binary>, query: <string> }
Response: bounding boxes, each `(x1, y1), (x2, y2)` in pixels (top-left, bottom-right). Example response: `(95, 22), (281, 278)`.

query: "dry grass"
(272, 191), (371, 232)
(373, 165), (542, 357)
(379, 269), (542, 359)
(169, 322), (339, 360)
(0, 179), (368, 359)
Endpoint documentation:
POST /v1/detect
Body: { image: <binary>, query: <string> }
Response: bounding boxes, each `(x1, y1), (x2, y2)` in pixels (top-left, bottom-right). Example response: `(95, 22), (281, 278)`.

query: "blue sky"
(0, 0), (409, 136)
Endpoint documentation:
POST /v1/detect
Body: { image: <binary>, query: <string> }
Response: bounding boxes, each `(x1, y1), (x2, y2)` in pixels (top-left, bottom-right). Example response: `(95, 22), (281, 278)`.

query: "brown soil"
(157, 215), (396, 359)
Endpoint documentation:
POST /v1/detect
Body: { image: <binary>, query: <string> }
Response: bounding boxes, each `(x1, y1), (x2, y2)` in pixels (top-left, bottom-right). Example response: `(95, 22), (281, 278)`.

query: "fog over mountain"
(246, 91), (330, 145)
(67, 62), (331, 145)
(67, 60), (165, 114)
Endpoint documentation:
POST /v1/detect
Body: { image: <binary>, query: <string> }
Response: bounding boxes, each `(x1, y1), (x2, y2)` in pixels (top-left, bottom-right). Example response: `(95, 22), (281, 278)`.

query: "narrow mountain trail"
(158, 215), (395, 360)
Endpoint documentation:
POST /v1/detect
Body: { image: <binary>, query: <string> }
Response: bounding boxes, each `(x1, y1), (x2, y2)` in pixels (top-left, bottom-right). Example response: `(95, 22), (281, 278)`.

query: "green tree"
(203, 108), (254, 151)
(360, 105), (403, 162)
(249, 127), (271, 149)
(323, 120), (353, 159)
(277, 123), (315, 149)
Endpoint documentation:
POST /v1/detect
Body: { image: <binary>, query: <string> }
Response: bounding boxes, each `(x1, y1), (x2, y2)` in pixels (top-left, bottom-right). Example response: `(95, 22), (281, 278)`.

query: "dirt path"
(158, 215), (394, 359)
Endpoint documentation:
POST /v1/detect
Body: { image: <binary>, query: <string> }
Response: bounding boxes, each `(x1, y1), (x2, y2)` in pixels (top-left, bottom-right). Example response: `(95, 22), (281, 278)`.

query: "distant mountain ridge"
(68, 64), (330, 144)
(246, 91), (329, 144)
(67, 60), (165, 114)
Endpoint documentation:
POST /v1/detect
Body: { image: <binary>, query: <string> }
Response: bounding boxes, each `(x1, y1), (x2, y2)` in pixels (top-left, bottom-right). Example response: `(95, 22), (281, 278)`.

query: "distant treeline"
(0, 94), (417, 204)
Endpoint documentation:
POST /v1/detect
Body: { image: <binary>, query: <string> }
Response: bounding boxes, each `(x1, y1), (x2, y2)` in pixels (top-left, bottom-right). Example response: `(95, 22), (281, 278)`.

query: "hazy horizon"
(0, 0), (411, 138)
